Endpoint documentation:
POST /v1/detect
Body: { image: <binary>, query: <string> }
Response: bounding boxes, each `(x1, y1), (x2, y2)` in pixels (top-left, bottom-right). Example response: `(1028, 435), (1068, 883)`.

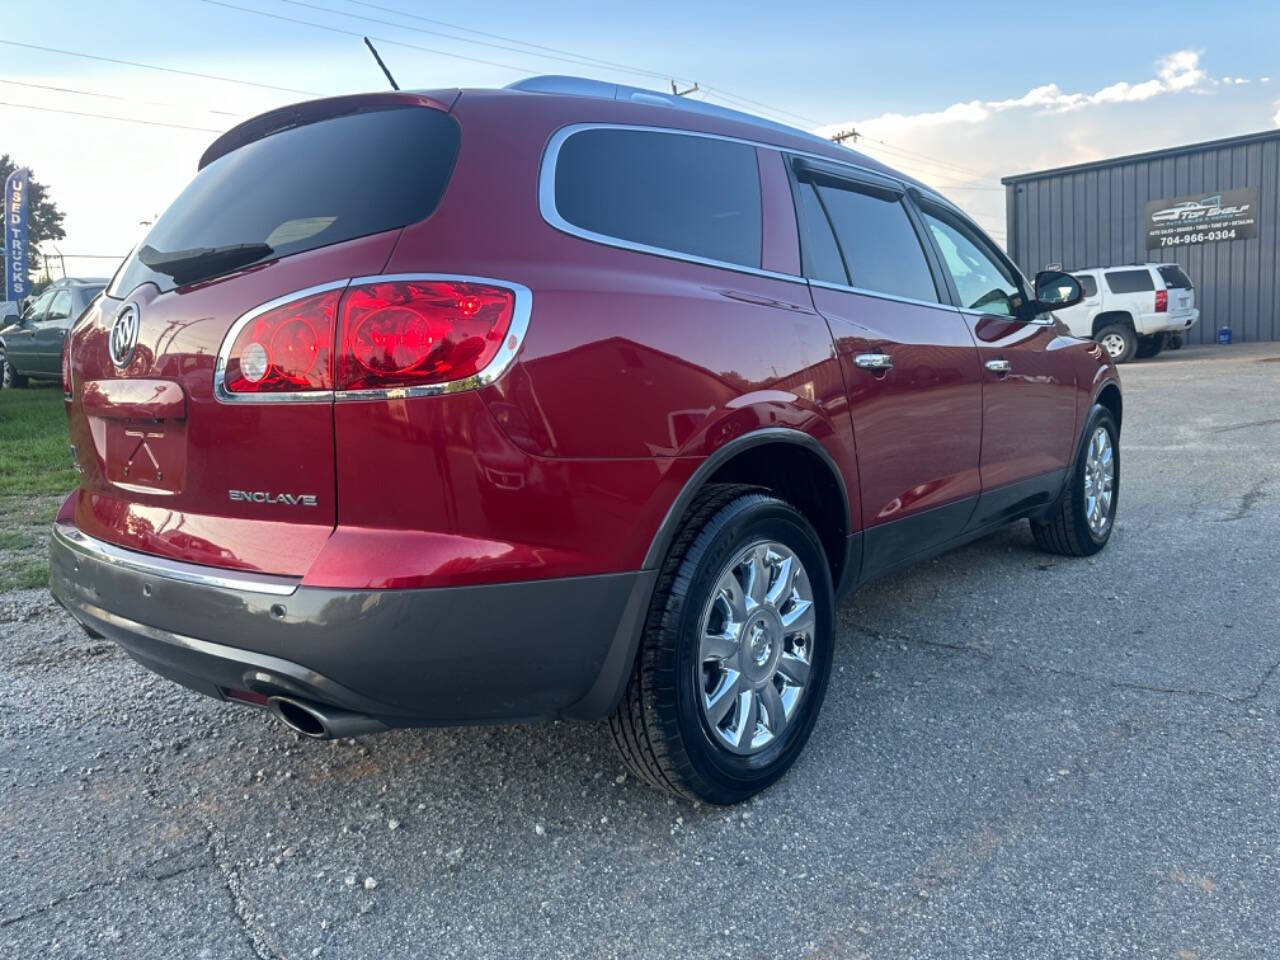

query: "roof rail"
(506, 75), (839, 152)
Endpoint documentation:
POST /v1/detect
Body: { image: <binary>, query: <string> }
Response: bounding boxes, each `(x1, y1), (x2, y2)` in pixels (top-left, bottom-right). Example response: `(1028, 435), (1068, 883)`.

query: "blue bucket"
(1217, 326), (1232, 345)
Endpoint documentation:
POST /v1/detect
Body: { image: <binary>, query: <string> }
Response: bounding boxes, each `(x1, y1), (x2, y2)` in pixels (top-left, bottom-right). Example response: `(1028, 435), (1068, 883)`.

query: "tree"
(0, 155), (66, 287)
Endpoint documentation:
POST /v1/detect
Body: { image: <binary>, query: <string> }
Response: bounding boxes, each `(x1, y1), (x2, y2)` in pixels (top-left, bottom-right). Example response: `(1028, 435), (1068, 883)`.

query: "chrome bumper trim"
(52, 522), (300, 597)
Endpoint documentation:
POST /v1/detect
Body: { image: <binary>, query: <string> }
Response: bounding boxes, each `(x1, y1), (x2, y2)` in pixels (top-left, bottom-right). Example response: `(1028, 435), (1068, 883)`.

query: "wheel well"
(1092, 312), (1134, 337)
(705, 441), (848, 587)
(1095, 382), (1122, 432)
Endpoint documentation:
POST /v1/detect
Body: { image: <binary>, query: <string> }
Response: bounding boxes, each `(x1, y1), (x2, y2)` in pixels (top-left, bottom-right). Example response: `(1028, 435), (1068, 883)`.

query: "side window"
(805, 182), (938, 302)
(46, 291), (73, 325)
(922, 210), (1026, 317)
(1105, 269), (1155, 294)
(21, 290), (54, 323)
(553, 128), (762, 269)
(1076, 275), (1098, 298)
(793, 183), (847, 285)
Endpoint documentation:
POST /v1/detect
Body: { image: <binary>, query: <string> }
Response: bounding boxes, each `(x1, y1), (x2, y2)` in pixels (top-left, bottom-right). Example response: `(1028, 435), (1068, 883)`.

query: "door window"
(922, 209), (1027, 317)
(45, 291), (73, 325)
(20, 290), (54, 323)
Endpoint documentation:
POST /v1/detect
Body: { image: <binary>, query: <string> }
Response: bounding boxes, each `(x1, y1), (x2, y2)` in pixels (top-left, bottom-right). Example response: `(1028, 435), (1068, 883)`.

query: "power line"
(0, 100), (225, 133)
(0, 79), (247, 118)
(199, 0), (544, 76)
(338, 0), (687, 84)
(0, 39), (319, 96)
(275, 0), (681, 83)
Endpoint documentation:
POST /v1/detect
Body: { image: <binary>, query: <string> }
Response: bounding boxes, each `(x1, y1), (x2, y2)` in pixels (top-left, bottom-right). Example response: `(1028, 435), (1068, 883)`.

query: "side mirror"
(1033, 270), (1083, 312)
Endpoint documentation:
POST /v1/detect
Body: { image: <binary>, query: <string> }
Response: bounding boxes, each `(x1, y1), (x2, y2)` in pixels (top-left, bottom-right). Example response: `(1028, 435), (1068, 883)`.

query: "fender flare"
(641, 426), (852, 570)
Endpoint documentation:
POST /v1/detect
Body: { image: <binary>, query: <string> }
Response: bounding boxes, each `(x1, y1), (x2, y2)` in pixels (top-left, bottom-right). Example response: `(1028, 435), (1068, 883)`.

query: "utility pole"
(671, 81), (699, 97)
(830, 128), (860, 145)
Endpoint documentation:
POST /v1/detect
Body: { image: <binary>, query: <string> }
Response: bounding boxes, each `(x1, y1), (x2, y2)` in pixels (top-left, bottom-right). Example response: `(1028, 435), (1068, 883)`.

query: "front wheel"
(610, 484), (834, 804)
(1031, 405), (1119, 557)
(1, 351), (29, 389)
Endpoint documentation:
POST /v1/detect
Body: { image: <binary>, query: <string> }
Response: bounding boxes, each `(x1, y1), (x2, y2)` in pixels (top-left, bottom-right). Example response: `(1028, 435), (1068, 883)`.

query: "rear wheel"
(1135, 333), (1167, 359)
(610, 484), (834, 804)
(1095, 324), (1136, 364)
(1031, 405), (1119, 557)
(1, 350), (28, 389)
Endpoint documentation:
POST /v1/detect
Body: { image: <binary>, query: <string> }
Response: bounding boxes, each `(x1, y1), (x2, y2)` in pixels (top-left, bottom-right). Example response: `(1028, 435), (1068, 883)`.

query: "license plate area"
(104, 418), (188, 495)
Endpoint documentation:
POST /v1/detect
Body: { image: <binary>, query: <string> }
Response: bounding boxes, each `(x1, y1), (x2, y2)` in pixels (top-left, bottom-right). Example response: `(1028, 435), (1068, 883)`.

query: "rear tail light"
(218, 277), (523, 401)
(1155, 289), (1168, 312)
(336, 280), (515, 392)
(223, 289), (341, 395)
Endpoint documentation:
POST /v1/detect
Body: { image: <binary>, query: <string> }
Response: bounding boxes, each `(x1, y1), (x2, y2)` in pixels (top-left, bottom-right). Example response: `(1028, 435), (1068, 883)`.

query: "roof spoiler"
(198, 90), (459, 169)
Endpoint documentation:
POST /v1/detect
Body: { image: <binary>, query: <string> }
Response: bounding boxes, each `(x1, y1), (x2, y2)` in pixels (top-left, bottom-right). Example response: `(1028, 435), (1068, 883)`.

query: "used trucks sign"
(1145, 187), (1258, 248)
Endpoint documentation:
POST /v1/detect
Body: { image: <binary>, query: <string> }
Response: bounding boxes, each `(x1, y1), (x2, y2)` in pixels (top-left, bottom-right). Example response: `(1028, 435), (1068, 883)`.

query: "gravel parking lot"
(2, 343), (1277, 960)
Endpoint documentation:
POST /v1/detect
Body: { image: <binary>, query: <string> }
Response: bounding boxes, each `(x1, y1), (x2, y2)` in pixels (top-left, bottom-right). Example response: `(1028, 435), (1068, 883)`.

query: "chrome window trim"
(808, 279), (952, 312)
(538, 122), (958, 289)
(539, 123), (804, 285)
(212, 274), (531, 404)
(53, 522), (300, 596)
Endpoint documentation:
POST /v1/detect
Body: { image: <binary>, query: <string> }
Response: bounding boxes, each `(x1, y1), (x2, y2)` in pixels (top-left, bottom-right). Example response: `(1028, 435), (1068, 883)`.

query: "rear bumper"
(49, 523), (655, 727)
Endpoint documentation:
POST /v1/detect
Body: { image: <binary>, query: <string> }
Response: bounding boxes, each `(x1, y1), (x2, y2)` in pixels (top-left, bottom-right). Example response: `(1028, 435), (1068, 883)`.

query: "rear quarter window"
(1105, 269), (1155, 294)
(1158, 265), (1193, 289)
(110, 106), (460, 295)
(551, 128), (762, 269)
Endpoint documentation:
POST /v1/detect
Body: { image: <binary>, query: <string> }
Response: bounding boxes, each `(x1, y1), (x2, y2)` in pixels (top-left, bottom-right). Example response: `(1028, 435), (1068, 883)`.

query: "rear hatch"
(1158, 263), (1196, 316)
(65, 96), (460, 575)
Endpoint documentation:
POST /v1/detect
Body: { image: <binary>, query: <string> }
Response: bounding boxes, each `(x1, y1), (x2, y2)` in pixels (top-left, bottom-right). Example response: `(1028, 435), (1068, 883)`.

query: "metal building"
(1003, 128), (1279, 344)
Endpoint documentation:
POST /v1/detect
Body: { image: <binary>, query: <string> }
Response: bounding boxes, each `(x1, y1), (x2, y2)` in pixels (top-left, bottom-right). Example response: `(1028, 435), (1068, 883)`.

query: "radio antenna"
(363, 37), (400, 91)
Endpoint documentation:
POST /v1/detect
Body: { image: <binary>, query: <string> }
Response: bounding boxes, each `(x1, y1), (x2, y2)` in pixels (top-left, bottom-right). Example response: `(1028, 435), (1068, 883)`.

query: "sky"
(4, 0), (1280, 279)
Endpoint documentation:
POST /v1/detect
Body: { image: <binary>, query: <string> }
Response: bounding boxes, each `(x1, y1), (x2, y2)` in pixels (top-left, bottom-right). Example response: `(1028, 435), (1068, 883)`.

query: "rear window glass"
(1158, 265), (1193, 289)
(1076, 275), (1097, 297)
(1105, 269), (1155, 294)
(553, 128), (762, 269)
(110, 107), (460, 295)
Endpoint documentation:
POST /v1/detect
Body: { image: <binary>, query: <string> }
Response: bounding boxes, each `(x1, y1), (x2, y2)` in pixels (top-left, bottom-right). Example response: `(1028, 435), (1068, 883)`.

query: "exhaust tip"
(268, 696), (329, 739)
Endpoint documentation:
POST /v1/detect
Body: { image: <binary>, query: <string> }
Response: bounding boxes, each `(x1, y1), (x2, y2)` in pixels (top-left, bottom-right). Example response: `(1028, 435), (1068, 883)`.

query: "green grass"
(0, 385), (76, 496)
(0, 385), (74, 591)
(0, 559), (49, 592)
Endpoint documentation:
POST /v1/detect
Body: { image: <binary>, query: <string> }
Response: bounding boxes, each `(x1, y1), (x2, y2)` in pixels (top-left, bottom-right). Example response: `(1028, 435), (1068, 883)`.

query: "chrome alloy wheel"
(1100, 333), (1127, 359)
(697, 541), (816, 756)
(1082, 425), (1115, 535)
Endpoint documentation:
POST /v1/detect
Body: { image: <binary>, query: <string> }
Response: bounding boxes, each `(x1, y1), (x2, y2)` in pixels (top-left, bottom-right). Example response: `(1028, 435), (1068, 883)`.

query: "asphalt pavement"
(2, 342), (1277, 959)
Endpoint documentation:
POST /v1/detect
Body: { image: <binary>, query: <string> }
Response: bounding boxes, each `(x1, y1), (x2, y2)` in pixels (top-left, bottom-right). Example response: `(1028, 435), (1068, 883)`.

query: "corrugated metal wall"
(1004, 130), (1280, 344)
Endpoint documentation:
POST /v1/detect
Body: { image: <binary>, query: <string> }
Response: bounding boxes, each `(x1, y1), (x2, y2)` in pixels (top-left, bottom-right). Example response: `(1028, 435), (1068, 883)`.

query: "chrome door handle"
(855, 353), (893, 371)
(985, 359), (1011, 374)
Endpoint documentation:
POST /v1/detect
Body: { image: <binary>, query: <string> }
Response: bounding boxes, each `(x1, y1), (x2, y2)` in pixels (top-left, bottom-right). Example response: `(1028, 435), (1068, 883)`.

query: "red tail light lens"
(224, 290), (340, 394)
(336, 280), (515, 392)
(1155, 289), (1168, 312)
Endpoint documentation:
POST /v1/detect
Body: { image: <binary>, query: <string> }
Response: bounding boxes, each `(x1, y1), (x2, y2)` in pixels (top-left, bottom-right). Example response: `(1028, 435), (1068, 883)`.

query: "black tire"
(1095, 323), (1137, 364)
(1, 351), (28, 389)
(1135, 333), (1167, 359)
(609, 484), (835, 804)
(1031, 405), (1119, 557)
(1168, 334), (1183, 351)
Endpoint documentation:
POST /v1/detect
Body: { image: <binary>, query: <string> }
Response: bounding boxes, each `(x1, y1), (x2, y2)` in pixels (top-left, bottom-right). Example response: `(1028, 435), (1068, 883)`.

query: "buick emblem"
(109, 304), (140, 369)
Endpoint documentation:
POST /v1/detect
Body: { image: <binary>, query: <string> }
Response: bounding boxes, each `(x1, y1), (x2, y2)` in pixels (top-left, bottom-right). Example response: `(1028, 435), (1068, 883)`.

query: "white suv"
(1053, 263), (1199, 363)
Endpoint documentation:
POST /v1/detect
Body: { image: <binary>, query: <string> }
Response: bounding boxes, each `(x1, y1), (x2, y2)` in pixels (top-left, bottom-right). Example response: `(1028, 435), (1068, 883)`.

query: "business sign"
(1145, 187), (1258, 249)
(4, 168), (30, 302)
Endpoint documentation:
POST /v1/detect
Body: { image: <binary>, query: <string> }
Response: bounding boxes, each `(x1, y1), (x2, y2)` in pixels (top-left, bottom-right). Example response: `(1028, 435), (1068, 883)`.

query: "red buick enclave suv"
(51, 76), (1120, 803)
